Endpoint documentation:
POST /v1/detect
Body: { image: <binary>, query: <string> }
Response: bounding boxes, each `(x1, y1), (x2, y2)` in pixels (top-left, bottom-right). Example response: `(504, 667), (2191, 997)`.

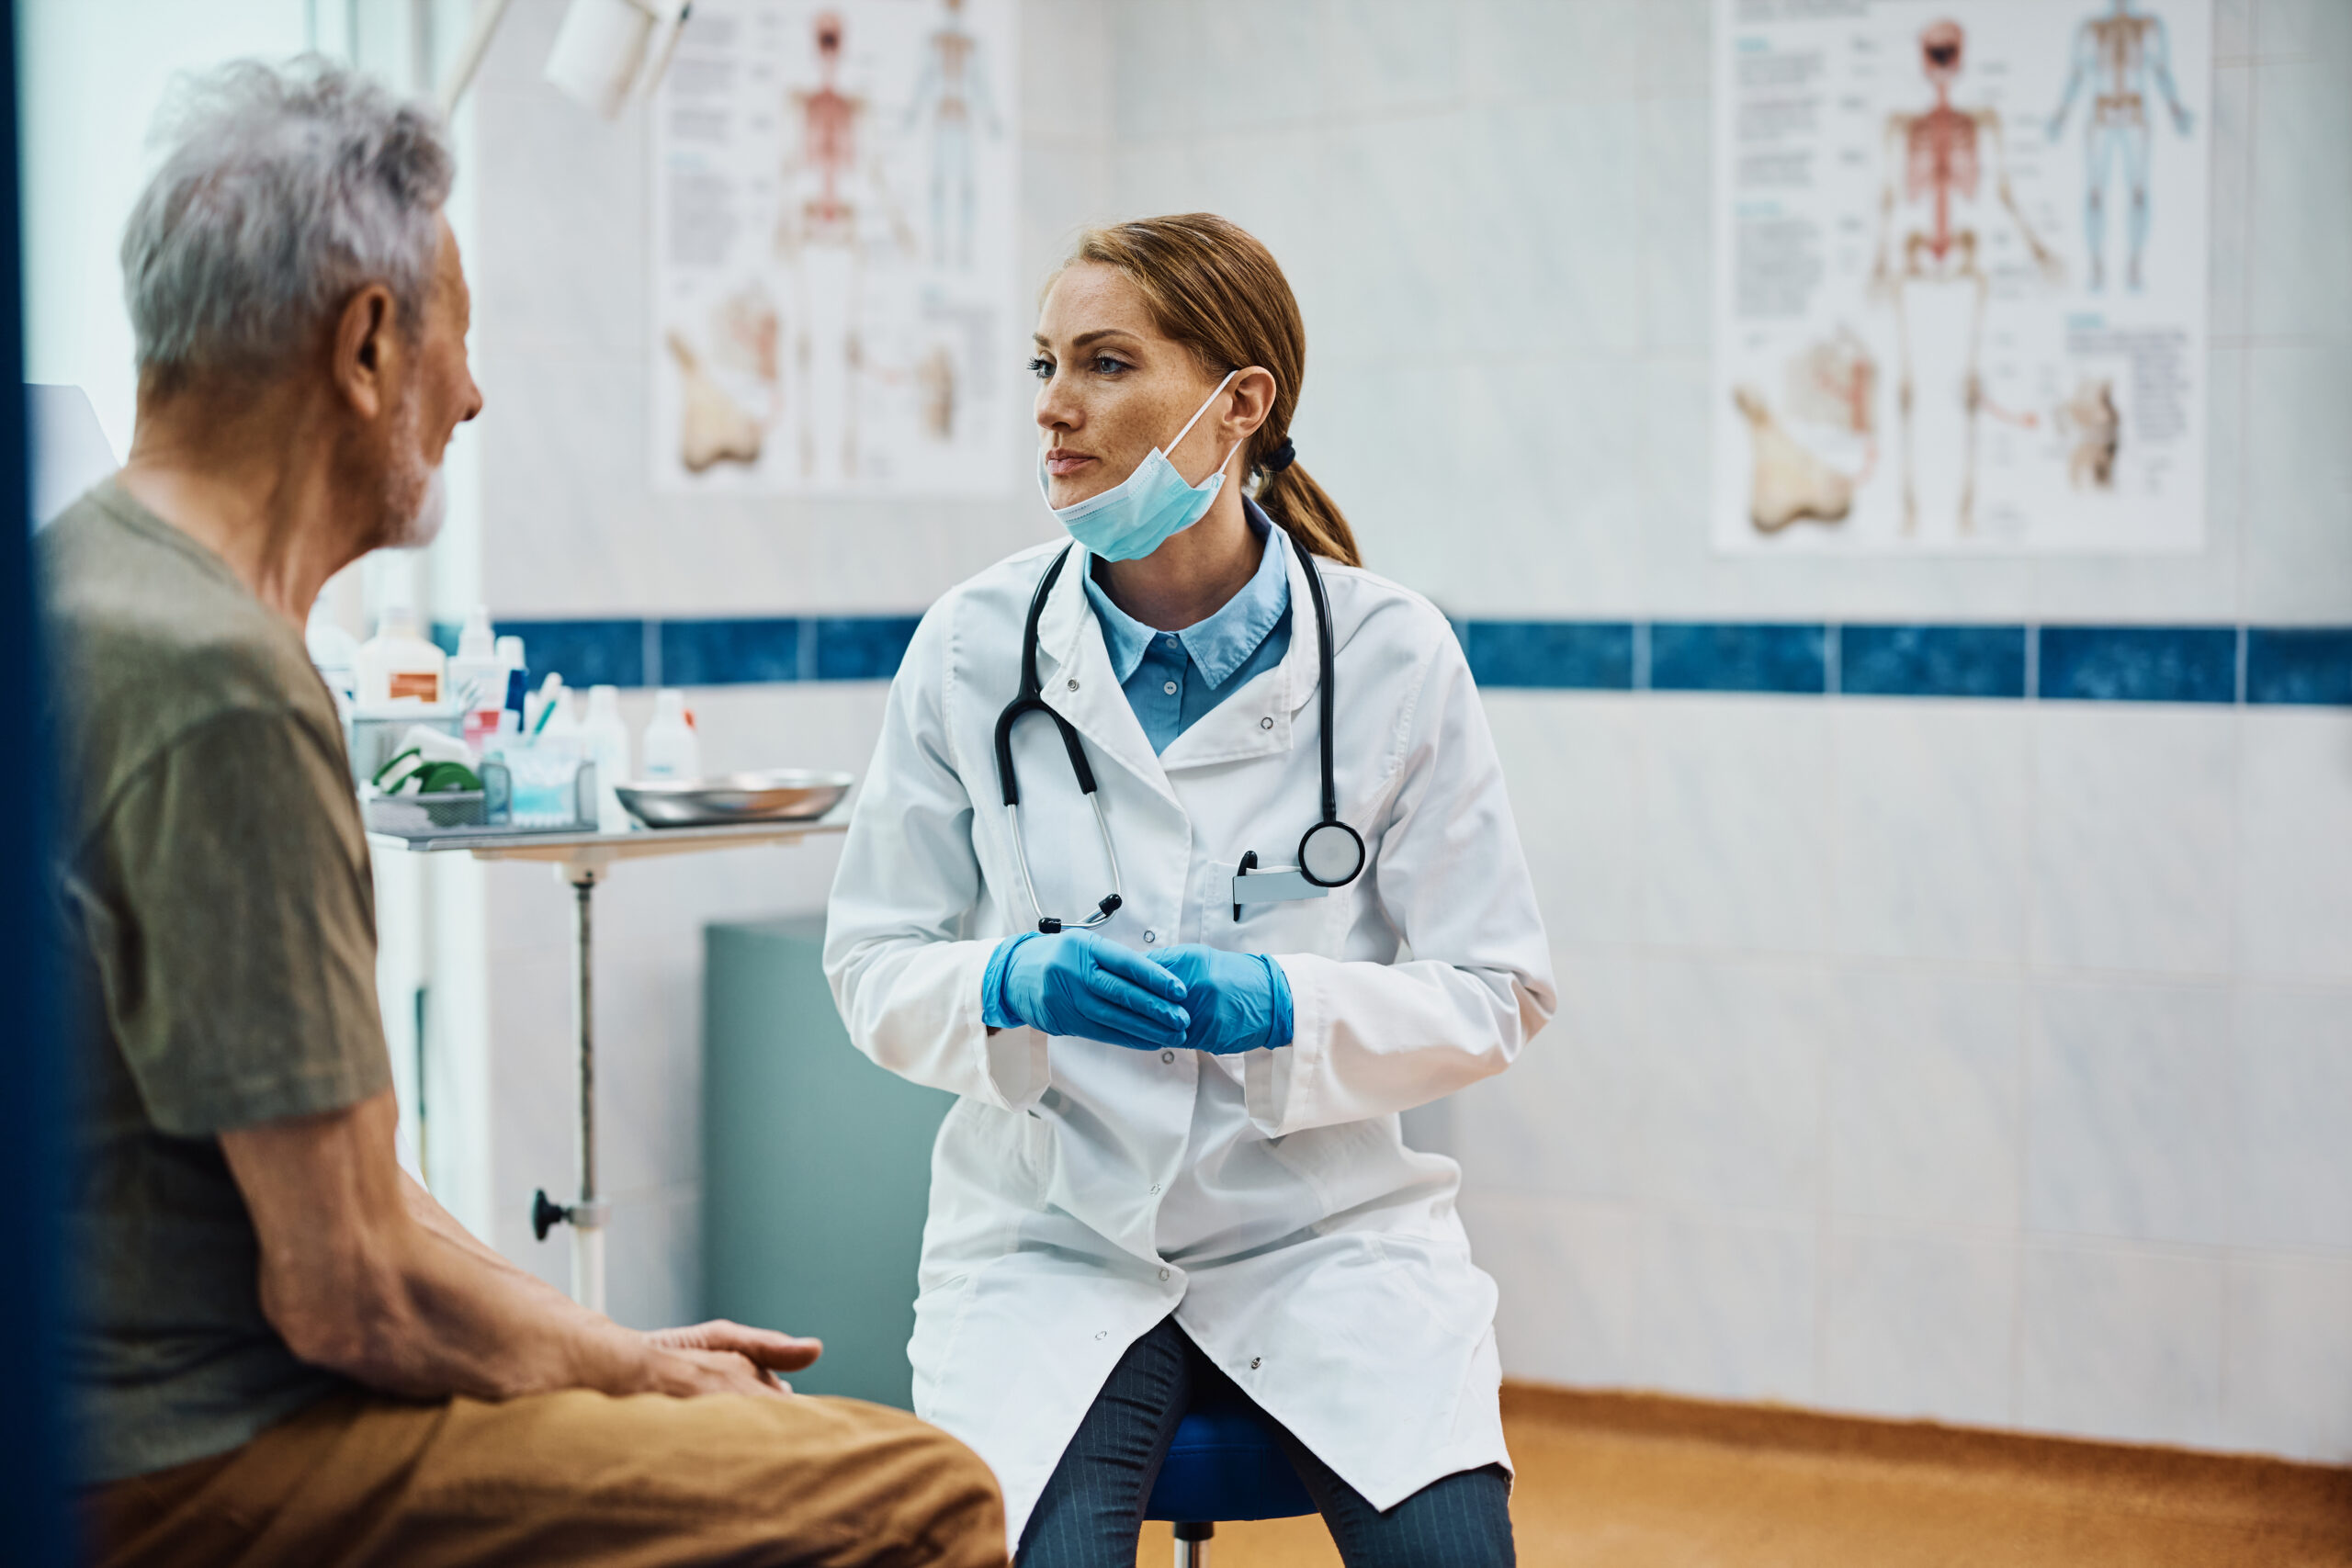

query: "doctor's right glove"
(983, 929), (1192, 1052)
(1148, 945), (1295, 1055)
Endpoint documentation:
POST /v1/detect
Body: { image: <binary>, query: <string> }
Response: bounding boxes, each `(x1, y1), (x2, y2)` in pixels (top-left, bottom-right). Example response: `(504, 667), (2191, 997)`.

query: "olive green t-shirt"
(39, 481), (392, 1484)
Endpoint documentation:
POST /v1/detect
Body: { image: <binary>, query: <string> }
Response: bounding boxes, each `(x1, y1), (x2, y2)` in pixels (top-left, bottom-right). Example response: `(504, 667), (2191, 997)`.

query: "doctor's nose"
(1035, 376), (1083, 434)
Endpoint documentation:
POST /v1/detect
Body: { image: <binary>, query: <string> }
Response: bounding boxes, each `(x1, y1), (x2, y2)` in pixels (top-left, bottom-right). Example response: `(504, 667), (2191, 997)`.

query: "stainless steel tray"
(616, 770), (854, 829)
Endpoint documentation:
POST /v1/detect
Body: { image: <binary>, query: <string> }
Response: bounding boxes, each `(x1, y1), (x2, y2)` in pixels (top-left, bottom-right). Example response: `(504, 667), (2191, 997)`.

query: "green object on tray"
(370, 746), (481, 796)
(413, 760), (481, 794)
(702, 916), (952, 1410)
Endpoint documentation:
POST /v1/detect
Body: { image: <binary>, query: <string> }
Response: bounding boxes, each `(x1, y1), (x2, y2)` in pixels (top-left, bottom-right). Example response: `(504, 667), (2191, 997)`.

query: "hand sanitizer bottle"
(640, 689), (702, 780)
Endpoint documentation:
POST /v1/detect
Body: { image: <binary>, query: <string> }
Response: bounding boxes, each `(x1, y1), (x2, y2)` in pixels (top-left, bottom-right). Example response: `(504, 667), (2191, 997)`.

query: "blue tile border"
(2246, 627), (2352, 707)
(1651, 623), (1826, 694)
(440, 614), (2352, 707)
(660, 617), (801, 687)
(813, 615), (922, 682)
(2038, 626), (2237, 705)
(503, 618), (647, 690)
(1839, 625), (2029, 700)
(1462, 622), (1634, 690)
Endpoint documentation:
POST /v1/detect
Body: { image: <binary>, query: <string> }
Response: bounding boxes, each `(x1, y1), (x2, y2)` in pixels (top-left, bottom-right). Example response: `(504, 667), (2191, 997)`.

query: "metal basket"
(365, 790), (490, 834)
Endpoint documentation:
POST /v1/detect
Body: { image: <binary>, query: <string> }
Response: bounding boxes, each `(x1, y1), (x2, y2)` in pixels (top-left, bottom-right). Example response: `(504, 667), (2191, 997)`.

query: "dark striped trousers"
(1017, 1314), (1515, 1567)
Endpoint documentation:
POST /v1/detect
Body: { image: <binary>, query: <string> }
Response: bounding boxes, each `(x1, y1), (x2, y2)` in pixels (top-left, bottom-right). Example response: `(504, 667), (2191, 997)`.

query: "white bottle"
(639, 689), (702, 781)
(542, 688), (582, 747)
(305, 599), (361, 705)
(356, 600), (447, 705)
(447, 606), (506, 750)
(582, 683), (634, 831)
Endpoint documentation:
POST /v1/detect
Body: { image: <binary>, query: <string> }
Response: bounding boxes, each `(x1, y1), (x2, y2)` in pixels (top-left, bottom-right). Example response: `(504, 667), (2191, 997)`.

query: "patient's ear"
(332, 284), (400, 422)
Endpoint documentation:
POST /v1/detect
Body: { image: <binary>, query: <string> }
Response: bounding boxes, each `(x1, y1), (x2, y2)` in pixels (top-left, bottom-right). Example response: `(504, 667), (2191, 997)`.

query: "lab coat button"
(1149, 1183), (1160, 1194)
(1067, 678), (1080, 692)
(1159, 1268), (1170, 1281)
(1260, 716), (1273, 729)
(1160, 1050), (1175, 1064)
(1250, 1357), (1262, 1370)
(1095, 1331), (1107, 1341)
(1144, 930), (1156, 942)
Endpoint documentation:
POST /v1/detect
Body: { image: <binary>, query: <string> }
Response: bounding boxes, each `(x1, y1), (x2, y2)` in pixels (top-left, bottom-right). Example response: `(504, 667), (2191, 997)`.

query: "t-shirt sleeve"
(87, 705), (392, 1135)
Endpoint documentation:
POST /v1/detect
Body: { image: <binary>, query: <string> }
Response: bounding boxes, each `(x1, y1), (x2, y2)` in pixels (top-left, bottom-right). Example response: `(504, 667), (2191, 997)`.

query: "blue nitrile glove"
(1147, 945), (1295, 1055)
(983, 930), (1192, 1052)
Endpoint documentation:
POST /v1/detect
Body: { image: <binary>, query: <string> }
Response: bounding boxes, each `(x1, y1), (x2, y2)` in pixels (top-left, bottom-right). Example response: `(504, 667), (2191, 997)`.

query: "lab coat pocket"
(925, 1099), (1056, 1273)
(1208, 858), (1346, 958)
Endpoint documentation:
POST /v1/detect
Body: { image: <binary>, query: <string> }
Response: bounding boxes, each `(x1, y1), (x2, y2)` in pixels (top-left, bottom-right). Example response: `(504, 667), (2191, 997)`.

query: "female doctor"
(824, 213), (1554, 1566)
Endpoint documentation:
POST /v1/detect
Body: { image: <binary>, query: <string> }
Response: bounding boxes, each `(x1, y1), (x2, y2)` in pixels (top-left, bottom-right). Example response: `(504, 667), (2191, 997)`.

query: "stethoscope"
(991, 539), (1367, 935)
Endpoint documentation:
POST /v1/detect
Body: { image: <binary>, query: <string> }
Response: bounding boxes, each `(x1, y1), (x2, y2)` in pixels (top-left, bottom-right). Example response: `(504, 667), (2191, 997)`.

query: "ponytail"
(1065, 213), (1363, 570)
(1255, 460), (1361, 569)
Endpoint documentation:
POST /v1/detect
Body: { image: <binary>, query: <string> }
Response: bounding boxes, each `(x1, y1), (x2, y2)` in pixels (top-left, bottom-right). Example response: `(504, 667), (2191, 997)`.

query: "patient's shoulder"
(40, 486), (339, 822)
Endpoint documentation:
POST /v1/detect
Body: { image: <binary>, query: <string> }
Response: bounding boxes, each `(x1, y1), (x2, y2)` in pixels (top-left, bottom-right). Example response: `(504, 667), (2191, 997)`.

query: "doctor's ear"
(1224, 366), (1278, 441)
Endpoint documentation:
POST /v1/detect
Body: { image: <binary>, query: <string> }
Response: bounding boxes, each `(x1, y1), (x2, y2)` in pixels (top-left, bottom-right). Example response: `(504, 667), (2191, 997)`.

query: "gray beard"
(377, 389), (447, 550)
(388, 465), (447, 549)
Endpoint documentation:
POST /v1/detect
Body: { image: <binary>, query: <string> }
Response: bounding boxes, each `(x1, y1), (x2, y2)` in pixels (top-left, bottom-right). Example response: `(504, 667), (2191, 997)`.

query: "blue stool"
(1142, 1380), (1316, 1567)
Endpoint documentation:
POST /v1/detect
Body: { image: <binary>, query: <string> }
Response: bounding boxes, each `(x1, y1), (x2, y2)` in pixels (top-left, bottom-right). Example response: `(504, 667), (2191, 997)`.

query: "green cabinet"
(701, 916), (953, 1409)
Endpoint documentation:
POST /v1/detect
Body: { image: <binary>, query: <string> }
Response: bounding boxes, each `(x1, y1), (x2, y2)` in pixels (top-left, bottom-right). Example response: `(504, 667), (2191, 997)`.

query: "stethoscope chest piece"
(1001, 536), (1365, 933)
(1298, 818), (1365, 887)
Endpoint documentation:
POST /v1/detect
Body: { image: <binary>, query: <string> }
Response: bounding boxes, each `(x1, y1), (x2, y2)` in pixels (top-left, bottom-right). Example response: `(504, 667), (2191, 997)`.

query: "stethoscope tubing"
(995, 535), (1356, 933)
(992, 547), (1098, 807)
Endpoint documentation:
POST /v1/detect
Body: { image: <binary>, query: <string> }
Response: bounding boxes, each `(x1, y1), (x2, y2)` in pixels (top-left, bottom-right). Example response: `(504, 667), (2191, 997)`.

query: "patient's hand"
(646, 1319), (824, 1397)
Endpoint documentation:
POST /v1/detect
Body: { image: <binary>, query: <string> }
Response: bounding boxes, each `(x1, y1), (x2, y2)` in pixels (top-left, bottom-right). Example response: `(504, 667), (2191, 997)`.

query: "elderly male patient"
(42, 59), (1002, 1568)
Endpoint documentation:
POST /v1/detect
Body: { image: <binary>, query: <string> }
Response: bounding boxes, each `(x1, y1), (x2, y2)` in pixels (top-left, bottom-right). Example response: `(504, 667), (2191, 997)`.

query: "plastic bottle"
(356, 598), (447, 705)
(582, 684), (634, 831)
(495, 634), (530, 726)
(447, 606), (507, 750)
(306, 599), (360, 705)
(639, 689), (702, 780)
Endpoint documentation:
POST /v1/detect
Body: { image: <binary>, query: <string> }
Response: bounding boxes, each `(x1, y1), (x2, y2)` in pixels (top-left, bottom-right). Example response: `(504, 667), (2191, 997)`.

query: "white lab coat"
(823, 527), (1555, 1545)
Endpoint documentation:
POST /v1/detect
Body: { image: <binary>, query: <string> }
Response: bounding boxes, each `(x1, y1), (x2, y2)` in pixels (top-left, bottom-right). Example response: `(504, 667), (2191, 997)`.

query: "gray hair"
(121, 56), (454, 380)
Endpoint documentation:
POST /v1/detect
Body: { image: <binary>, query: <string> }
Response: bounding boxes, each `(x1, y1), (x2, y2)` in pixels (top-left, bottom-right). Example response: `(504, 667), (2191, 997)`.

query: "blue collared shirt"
(1083, 502), (1293, 754)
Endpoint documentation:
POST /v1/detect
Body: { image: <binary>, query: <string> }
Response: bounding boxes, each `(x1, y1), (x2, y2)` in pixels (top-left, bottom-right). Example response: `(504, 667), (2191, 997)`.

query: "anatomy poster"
(1712, 0), (2211, 554)
(651, 0), (1015, 495)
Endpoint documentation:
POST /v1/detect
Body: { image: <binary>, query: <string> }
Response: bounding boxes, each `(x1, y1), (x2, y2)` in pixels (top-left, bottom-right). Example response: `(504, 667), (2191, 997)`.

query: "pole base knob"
(531, 1188), (569, 1242)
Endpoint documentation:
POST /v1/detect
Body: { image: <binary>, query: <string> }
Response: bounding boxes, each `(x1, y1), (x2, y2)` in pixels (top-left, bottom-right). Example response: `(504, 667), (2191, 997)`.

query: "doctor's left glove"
(983, 929), (1193, 1052)
(1148, 945), (1295, 1055)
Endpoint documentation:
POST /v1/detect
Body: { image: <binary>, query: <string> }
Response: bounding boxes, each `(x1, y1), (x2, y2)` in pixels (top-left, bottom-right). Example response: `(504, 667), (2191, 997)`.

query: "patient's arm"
(222, 1089), (822, 1403)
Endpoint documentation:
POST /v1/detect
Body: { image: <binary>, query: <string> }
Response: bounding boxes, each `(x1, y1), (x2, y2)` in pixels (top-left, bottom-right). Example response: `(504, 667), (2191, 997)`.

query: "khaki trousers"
(84, 1388), (1005, 1568)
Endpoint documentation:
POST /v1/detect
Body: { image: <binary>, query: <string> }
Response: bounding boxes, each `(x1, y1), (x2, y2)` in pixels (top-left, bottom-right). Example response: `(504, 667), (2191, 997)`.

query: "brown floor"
(1136, 1384), (2352, 1568)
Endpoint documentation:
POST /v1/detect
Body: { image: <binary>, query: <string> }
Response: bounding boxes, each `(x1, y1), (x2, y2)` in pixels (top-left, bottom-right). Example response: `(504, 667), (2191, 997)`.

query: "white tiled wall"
(451, 0), (1100, 1297)
(450, 0), (2352, 1465)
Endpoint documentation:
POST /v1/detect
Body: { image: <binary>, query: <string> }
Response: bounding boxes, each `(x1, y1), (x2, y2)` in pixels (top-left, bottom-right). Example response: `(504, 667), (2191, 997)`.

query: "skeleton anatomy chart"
(1713, 0), (2211, 553)
(652, 0), (1014, 494)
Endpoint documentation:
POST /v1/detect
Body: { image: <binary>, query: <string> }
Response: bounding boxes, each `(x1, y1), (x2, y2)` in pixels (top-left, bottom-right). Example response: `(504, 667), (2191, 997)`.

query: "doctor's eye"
(1089, 355), (1132, 377)
(1026, 356), (1055, 380)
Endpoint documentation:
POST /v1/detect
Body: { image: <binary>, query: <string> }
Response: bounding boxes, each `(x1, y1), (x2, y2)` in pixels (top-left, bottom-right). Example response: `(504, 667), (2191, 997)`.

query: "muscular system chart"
(650, 0), (1016, 497)
(1712, 0), (2211, 555)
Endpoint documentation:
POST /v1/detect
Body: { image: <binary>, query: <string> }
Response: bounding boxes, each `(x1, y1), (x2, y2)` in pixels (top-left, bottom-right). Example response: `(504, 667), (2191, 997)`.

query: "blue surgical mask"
(1038, 372), (1239, 562)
